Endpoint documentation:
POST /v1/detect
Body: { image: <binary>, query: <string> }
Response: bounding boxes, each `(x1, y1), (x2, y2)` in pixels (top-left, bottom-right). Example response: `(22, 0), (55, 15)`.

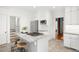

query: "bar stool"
(11, 39), (20, 52)
(16, 41), (28, 52)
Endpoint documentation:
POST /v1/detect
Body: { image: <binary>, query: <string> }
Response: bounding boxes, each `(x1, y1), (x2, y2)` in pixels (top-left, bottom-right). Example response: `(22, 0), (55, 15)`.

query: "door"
(55, 17), (64, 40)
(10, 16), (16, 32)
(0, 14), (8, 45)
(10, 16), (20, 33)
(57, 18), (63, 35)
(15, 17), (20, 33)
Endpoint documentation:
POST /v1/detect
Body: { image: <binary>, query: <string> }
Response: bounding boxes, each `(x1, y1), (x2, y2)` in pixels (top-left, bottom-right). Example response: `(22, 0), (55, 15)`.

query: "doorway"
(55, 17), (64, 40)
(10, 16), (20, 43)
(10, 16), (20, 33)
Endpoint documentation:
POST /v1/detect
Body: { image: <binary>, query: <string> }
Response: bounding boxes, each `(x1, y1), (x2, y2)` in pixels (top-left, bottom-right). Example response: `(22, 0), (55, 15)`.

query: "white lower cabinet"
(75, 39), (79, 50)
(71, 35), (79, 50)
(64, 33), (79, 50)
(27, 36), (48, 52)
(64, 35), (71, 47)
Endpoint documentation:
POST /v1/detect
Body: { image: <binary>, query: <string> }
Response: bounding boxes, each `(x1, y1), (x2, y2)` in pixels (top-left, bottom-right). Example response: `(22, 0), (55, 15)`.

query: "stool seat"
(16, 42), (27, 48)
(16, 42), (28, 52)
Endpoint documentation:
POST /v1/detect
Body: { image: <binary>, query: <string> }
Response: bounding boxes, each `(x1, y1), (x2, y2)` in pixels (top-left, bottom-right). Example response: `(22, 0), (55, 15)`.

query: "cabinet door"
(0, 14), (9, 45)
(70, 37), (77, 49)
(64, 34), (71, 47)
(75, 38), (79, 50)
(37, 37), (48, 52)
(77, 11), (79, 24)
(65, 7), (71, 13)
(65, 12), (71, 25)
(65, 7), (72, 25)
(71, 7), (78, 25)
(65, 7), (78, 25)
(71, 7), (78, 12)
(70, 35), (79, 50)
(71, 11), (77, 25)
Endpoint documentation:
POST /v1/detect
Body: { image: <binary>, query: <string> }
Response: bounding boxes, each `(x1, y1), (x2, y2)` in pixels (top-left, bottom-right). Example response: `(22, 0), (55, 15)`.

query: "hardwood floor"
(0, 32), (77, 52)
(0, 39), (78, 52)
(56, 34), (63, 40)
(48, 39), (77, 52)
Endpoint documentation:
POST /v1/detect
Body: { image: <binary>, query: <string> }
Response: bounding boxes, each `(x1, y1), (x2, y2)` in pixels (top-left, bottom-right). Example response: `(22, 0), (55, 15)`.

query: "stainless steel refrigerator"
(30, 20), (38, 33)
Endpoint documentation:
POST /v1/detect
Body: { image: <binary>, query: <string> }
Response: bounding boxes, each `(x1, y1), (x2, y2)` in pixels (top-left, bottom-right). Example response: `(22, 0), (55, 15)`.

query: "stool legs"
(16, 48), (26, 52)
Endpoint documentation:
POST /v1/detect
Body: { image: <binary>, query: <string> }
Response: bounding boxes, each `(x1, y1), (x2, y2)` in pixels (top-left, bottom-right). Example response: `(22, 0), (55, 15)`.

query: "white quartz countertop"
(65, 25), (79, 34)
(17, 33), (52, 43)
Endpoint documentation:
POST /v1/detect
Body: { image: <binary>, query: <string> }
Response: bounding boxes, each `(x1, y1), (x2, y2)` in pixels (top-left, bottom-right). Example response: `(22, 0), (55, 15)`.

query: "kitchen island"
(17, 33), (52, 52)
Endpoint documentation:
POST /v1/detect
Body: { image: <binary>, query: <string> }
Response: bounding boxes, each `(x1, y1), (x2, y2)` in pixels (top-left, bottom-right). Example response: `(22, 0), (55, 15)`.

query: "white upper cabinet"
(77, 9), (79, 24)
(71, 7), (78, 25)
(65, 7), (72, 13)
(71, 11), (77, 25)
(71, 7), (78, 12)
(65, 11), (71, 25)
(65, 7), (79, 25)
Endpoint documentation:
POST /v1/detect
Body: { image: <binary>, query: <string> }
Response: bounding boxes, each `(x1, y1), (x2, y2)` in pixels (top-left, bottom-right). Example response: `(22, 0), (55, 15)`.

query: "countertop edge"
(64, 32), (79, 35)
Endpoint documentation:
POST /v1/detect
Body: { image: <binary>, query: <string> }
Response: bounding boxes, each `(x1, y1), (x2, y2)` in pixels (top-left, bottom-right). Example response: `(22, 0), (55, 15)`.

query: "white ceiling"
(0, 6), (65, 11)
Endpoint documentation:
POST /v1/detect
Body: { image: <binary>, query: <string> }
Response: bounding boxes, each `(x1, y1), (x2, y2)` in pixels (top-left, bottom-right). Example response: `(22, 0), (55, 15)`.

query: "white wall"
(0, 6), (65, 40)
(52, 7), (65, 39)
(34, 9), (50, 33)
(0, 7), (34, 33)
(32, 8), (54, 39)
(31, 7), (65, 39)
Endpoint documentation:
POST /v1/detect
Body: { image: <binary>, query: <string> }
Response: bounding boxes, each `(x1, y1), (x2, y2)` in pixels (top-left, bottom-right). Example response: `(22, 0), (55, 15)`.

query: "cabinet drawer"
(70, 34), (79, 39)
(64, 34), (79, 39)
